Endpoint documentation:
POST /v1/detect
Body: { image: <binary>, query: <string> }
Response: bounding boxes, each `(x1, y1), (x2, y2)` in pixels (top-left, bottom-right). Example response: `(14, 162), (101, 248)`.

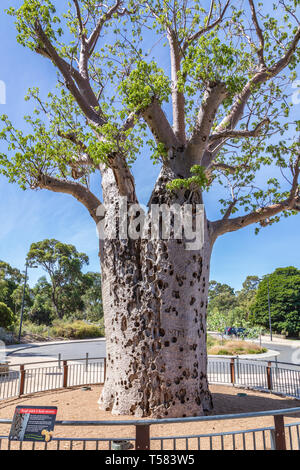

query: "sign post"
(9, 406), (57, 443)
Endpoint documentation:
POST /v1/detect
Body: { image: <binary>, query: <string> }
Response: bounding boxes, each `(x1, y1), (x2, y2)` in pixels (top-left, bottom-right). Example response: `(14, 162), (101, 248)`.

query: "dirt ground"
(1, 384), (300, 450)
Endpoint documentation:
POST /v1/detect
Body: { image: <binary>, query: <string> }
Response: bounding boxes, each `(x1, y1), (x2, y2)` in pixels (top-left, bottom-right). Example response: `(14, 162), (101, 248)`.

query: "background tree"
(250, 267), (300, 337)
(0, 302), (16, 330)
(29, 276), (54, 325)
(0, 261), (24, 313)
(0, 0), (299, 417)
(208, 280), (237, 314)
(236, 275), (260, 318)
(80, 272), (103, 322)
(26, 239), (89, 319)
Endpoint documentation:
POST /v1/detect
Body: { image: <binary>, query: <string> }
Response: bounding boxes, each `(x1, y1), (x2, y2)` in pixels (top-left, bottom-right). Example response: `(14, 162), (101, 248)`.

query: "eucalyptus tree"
(0, 0), (299, 417)
(26, 239), (89, 318)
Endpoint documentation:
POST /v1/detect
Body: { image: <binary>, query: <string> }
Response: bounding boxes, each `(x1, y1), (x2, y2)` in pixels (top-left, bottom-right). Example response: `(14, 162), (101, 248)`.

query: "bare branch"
(168, 30), (186, 143)
(186, 82), (228, 166)
(248, 0), (266, 66)
(223, 199), (238, 220)
(34, 21), (105, 126)
(206, 26), (300, 164)
(106, 153), (138, 203)
(142, 98), (180, 152)
(86, 1), (123, 57)
(72, 0), (85, 39)
(211, 152), (300, 242)
(209, 118), (270, 142)
(205, 161), (251, 182)
(37, 173), (103, 224)
(182, 0), (230, 52)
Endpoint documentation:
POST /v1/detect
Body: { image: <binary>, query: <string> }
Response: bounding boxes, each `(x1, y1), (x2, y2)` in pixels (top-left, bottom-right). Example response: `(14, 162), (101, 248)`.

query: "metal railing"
(0, 357), (106, 400)
(1, 356), (300, 401)
(208, 357), (300, 398)
(0, 408), (300, 450)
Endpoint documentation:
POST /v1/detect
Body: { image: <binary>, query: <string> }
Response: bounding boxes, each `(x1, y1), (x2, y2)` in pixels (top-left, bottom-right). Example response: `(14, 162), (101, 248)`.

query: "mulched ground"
(1, 384), (299, 450)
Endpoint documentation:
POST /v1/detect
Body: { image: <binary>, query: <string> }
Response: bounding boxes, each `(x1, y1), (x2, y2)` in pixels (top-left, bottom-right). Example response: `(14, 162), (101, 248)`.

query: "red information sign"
(9, 406), (57, 442)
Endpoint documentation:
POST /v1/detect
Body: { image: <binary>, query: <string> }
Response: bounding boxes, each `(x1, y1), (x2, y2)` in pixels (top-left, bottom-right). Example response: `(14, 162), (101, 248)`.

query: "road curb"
(6, 337), (106, 356)
(208, 348), (280, 360)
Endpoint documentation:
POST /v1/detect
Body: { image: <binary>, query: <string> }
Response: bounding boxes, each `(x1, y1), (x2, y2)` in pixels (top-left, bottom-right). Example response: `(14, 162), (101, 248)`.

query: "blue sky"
(0, 1), (299, 291)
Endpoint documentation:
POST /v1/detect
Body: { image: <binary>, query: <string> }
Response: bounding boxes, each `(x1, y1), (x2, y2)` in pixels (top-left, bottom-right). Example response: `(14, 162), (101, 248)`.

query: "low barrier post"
(135, 424), (150, 450)
(273, 415), (286, 450)
(104, 358), (107, 383)
(63, 360), (68, 388)
(267, 362), (273, 391)
(19, 365), (25, 396)
(230, 358), (235, 384)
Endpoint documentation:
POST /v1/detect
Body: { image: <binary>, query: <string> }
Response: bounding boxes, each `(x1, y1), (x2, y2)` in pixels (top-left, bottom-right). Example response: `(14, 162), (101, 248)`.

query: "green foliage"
(50, 319), (104, 339)
(27, 238), (89, 318)
(0, 244), (103, 337)
(6, 0), (62, 51)
(250, 267), (300, 337)
(0, 0), (299, 234)
(80, 272), (103, 322)
(0, 302), (17, 330)
(0, 261), (24, 312)
(166, 165), (208, 192)
(119, 60), (171, 112)
(208, 280), (237, 315)
(29, 277), (54, 325)
(179, 33), (251, 99)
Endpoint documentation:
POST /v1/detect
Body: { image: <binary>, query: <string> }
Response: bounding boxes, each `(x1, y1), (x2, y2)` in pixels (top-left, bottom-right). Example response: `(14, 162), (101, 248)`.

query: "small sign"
(9, 406), (57, 442)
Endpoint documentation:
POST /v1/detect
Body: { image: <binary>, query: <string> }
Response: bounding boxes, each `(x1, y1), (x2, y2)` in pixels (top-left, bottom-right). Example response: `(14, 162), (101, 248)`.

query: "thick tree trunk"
(98, 167), (213, 418)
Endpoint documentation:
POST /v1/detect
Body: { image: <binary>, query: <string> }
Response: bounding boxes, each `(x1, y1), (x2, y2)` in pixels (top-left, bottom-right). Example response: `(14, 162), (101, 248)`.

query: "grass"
(17, 319), (105, 341)
(207, 335), (267, 356)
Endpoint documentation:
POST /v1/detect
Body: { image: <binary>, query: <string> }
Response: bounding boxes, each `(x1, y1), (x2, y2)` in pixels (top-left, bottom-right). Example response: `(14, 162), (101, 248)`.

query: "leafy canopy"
(0, 0), (299, 233)
(250, 267), (300, 336)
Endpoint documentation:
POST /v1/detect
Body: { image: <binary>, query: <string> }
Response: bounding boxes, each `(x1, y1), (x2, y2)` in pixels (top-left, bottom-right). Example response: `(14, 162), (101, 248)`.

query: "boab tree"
(0, 0), (299, 418)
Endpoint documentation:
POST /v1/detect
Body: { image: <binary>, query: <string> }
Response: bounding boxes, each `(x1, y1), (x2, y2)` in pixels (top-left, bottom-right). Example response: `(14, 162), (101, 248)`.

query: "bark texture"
(98, 169), (213, 418)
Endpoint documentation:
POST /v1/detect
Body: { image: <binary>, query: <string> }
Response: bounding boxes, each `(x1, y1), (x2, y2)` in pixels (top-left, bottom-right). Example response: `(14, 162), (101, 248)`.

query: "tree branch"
(168, 30), (186, 143)
(205, 161), (251, 183)
(37, 173), (103, 224)
(34, 21), (105, 126)
(248, 0), (266, 66)
(204, 25), (300, 165)
(86, 1), (124, 57)
(182, 0), (230, 52)
(209, 118), (270, 142)
(142, 98), (180, 152)
(211, 152), (300, 242)
(217, 26), (300, 134)
(186, 81), (228, 166)
(72, 0), (85, 40)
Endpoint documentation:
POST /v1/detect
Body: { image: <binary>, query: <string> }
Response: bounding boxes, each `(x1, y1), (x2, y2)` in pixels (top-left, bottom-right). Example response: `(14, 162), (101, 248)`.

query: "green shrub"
(0, 302), (16, 330)
(50, 320), (104, 339)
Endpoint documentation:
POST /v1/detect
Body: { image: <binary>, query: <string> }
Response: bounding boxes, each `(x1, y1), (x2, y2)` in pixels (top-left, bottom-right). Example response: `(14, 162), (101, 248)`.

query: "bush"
(50, 320), (104, 339)
(0, 302), (16, 330)
(207, 336), (267, 355)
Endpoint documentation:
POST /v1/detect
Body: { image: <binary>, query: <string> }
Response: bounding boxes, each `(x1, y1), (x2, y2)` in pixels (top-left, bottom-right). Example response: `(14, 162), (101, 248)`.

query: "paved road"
(260, 342), (300, 368)
(6, 338), (300, 366)
(6, 340), (106, 363)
